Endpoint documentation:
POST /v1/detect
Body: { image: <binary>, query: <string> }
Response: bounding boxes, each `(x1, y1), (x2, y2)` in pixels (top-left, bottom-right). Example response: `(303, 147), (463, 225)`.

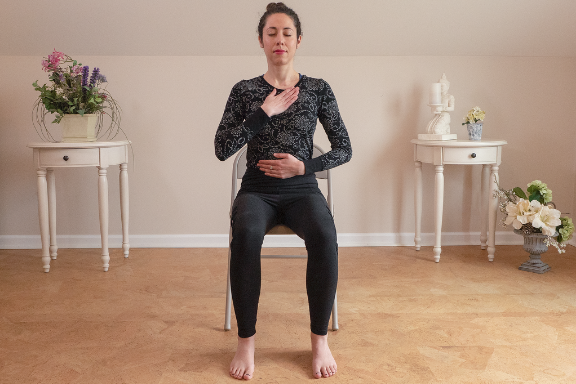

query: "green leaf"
(78, 109), (85, 116)
(512, 187), (527, 200)
(529, 191), (543, 204)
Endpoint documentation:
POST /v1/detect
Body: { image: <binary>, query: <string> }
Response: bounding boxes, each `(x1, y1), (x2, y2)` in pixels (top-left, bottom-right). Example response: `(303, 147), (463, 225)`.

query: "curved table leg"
(433, 165), (444, 262)
(487, 165), (499, 261)
(119, 163), (130, 258)
(414, 161), (422, 250)
(47, 169), (58, 259)
(480, 164), (490, 250)
(37, 169), (50, 272)
(98, 166), (110, 271)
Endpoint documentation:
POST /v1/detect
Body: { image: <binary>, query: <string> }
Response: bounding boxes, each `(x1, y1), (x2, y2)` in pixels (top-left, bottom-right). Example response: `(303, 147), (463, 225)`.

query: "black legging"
(230, 189), (338, 338)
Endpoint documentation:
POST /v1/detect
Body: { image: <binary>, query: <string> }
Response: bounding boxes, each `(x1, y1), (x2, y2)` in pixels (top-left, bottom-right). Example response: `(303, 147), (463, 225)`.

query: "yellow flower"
(464, 107), (486, 124)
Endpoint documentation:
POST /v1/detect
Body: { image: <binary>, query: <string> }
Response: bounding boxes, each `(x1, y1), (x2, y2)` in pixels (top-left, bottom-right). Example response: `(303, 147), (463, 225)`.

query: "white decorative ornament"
(419, 73), (457, 141)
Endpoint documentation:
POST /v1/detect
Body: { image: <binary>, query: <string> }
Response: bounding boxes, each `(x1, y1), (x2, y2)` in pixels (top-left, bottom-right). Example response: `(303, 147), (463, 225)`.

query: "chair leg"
(331, 291), (339, 331)
(225, 245), (233, 331)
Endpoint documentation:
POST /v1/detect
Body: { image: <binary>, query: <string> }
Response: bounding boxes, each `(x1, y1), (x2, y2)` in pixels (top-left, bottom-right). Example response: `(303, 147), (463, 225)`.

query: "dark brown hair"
(258, 3), (302, 39)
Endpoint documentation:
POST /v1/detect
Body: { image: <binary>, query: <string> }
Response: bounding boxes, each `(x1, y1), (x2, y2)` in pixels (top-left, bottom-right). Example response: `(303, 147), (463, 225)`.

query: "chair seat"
(267, 224), (294, 235)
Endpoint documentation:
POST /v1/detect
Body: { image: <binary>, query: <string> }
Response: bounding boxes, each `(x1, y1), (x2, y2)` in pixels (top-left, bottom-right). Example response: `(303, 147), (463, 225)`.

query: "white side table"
(411, 139), (507, 262)
(27, 141), (130, 272)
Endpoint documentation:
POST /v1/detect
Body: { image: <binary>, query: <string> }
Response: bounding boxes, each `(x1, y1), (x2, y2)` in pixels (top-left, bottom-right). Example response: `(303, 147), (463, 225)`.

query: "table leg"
(487, 165), (499, 261)
(480, 164), (490, 249)
(119, 163), (130, 258)
(433, 165), (444, 262)
(414, 161), (423, 250)
(47, 169), (58, 259)
(98, 166), (110, 271)
(37, 169), (50, 272)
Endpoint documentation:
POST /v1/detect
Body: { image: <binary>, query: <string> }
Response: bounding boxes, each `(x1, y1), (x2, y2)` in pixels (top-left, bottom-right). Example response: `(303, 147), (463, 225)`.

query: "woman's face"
(259, 13), (301, 66)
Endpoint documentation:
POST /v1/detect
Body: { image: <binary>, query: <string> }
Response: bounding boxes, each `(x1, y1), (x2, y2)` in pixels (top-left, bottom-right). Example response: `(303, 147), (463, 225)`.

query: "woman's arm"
(302, 80), (352, 174)
(214, 82), (270, 161)
(215, 82), (300, 161)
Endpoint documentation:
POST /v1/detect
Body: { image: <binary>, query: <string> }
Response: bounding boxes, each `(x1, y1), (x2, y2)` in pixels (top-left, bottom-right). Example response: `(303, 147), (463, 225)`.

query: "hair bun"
(266, 2), (287, 12)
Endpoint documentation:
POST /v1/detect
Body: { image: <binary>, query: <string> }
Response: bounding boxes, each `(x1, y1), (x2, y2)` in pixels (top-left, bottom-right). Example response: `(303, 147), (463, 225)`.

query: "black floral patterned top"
(215, 75), (352, 192)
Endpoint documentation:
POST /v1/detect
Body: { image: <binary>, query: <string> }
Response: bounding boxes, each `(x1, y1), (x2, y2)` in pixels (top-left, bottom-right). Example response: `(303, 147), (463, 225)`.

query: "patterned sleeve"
(214, 81), (270, 161)
(302, 80), (352, 174)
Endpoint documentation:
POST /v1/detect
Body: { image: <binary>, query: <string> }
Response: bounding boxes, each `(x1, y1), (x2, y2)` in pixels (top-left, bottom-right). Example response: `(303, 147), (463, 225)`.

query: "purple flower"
(81, 66), (89, 88)
(89, 67), (100, 88)
(97, 74), (107, 83)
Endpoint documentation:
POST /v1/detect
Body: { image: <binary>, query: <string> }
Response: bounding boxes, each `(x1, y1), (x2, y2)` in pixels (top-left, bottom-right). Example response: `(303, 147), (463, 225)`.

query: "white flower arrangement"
(462, 106), (485, 125)
(495, 180), (574, 253)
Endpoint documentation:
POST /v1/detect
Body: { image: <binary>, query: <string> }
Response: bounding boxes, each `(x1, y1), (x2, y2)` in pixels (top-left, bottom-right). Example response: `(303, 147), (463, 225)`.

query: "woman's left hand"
(257, 154), (305, 179)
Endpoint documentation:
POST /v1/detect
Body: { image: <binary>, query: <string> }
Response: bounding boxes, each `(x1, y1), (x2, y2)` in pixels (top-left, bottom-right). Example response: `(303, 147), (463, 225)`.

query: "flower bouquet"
(495, 180), (574, 253)
(462, 106), (485, 140)
(32, 50), (122, 141)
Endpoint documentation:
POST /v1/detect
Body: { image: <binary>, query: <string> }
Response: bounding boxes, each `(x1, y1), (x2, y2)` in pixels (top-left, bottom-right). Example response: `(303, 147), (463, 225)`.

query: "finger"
(264, 171), (281, 178)
(258, 164), (280, 172)
(258, 158), (283, 165)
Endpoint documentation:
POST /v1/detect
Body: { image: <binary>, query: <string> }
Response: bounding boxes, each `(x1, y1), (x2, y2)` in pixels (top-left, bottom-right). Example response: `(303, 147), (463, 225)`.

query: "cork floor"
(1, 245), (576, 383)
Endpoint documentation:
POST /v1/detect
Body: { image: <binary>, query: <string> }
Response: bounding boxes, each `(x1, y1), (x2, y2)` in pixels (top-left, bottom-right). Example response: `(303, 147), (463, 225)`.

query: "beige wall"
(1, 55), (575, 245)
(1, 0), (575, 247)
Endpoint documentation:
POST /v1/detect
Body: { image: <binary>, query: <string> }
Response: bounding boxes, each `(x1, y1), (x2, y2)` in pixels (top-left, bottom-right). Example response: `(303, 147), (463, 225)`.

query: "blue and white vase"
(467, 122), (483, 140)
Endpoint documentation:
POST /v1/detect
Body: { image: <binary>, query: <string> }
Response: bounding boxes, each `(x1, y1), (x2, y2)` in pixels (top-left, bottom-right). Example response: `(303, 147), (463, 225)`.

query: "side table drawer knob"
(63, 156), (69, 161)
(471, 153), (477, 158)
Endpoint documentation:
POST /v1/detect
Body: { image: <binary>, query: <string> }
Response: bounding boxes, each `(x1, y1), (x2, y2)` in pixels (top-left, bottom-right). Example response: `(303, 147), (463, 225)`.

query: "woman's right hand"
(260, 87), (299, 117)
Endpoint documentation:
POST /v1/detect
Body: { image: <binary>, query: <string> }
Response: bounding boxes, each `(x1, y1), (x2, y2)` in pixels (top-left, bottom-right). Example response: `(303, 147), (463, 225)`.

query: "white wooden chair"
(224, 144), (339, 331)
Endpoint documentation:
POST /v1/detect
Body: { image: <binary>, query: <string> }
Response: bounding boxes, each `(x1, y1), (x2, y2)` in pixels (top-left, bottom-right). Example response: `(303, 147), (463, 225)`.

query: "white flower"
(505, 199), (534, 229)
(532, 205), (561, 236)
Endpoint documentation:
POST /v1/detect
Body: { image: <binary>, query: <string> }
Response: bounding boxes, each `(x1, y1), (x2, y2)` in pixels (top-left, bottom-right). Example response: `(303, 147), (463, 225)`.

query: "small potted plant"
(495, 180), (574, 273)
(32, 50), (122, 142)
(462, 106), (485, 140)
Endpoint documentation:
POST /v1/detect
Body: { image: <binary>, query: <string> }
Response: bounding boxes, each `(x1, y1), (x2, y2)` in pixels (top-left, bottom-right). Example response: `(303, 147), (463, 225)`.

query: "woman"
(215, 3), (352, 380)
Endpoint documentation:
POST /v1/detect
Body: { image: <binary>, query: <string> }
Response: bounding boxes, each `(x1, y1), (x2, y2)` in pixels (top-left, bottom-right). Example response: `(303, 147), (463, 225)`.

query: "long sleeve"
(214, 81), (270, 161)
(302, 80), (352, 174)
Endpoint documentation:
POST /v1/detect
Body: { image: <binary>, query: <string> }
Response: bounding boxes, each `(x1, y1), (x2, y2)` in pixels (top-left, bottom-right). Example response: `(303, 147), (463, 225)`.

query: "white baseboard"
(0, 231), (524, 249)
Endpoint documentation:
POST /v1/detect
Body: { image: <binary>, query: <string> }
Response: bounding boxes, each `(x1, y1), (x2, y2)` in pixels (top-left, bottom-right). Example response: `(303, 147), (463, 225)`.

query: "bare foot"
(311, 332), (337, 379)
(230, 335), (255, 380)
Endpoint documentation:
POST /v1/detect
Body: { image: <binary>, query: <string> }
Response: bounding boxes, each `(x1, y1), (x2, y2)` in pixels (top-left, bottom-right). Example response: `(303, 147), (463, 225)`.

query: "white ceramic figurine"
(427, 73), (455, 135)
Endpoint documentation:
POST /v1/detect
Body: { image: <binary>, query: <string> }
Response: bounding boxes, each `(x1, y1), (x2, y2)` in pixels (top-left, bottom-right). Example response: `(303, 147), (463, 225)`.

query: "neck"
(263, 65), (299, 89)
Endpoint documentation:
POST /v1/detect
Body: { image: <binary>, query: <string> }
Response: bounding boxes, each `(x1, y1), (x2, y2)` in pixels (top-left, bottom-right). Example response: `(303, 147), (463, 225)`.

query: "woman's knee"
(232, 220), (267, 245)
(304, 224), (337, 249)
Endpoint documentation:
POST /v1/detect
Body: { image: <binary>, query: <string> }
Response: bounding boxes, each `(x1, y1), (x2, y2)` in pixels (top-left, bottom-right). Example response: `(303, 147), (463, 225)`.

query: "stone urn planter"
(514, 229), (555, 274)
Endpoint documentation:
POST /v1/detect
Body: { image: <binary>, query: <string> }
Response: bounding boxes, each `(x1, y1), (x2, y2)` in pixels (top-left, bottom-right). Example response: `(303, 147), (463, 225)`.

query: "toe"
(313, 370), (322, 379)
(243, 372), (252, 380)
(321, 367), (329, 377)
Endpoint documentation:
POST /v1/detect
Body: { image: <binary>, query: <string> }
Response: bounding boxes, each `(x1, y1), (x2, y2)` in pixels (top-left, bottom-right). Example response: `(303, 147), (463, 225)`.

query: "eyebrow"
(266, 27), (294, 32)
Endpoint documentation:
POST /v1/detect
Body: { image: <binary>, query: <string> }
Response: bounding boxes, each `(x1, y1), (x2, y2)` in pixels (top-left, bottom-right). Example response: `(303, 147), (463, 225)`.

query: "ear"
(296, 35), (302, 49)
(258, 35), (264, 48)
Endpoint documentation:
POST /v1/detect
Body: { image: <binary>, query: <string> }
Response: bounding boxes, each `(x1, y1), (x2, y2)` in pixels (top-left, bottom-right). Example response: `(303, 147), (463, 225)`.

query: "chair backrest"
(230, 144), (333, 216)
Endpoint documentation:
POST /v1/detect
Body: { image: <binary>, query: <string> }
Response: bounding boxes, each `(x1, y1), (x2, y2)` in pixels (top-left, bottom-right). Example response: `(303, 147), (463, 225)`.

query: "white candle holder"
(419, 74), (457, 141)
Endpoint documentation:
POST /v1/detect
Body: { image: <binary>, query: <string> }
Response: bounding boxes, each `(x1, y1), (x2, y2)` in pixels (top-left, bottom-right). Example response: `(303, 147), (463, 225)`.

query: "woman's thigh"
(281, 192), (336, 243)
(231, 192), (280, 238)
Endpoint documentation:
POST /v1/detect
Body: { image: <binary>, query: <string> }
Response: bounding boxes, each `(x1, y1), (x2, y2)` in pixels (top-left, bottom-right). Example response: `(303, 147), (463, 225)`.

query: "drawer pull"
(63, 156), (69, 161)
(471, 153), (477, 158)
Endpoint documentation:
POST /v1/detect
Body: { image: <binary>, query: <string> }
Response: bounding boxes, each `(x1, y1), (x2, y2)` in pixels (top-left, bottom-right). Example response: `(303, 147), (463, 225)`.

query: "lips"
(273, 50), (286, 54)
